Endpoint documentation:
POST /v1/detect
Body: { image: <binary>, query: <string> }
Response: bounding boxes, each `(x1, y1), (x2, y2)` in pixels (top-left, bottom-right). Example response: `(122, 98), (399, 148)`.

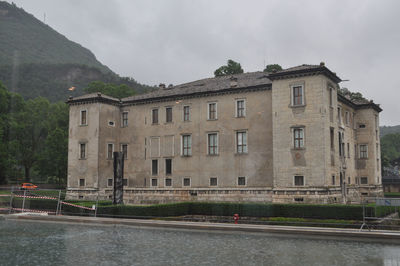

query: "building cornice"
(268, 65), (342, 83)
(122, 84), (271, 106)
(338, 93), (382, 113)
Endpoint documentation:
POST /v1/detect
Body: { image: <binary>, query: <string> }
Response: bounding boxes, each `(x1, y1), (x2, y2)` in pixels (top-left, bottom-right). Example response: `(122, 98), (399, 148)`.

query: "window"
(345, 111), (349, 125)
(207, 133), (218, 155)
(121, 144), (128, 159)
(80, 110), (87, 125)
(347, 143), (350, 158)
(152, 109), (159, 124)
(236, 131), (248, 153)
(294, 176), (304, 186)
(293, 128), (304, 149)
(107, 143), (114, 159)
(166, 107), (172, 123)
(165, 159), (172, 175)
(79, 178), (85, 187)
(330, 128), (334, 150)
(122, 112), (128, 127)
(348, 177), (351, 184)
(208, 102), (217, 120)
(329, 87), (333, 106)
(152, 159), (158, 175)
(123, 179), (128, 186)
(183, 178), (191, 187)
(236, 99), (245, 117)
(79, 143), (86, 159)
(183, 106), (190, 121)
(108, 178), (113, 187)
(360, 177), (368, 185)
(359, 124), (366, 129)
(337, 107), (342, 124)
(238, 177), (246, 186)
(182, 135), (192, 156)
(359, 144), (368, 159)
(210, 177), (218, 186)
(151, 178), (158, 187)
(292, 85), (303, 106)
(165, 178), (172, 187)
(338, 132), (344, 157)
(332, 175), (335, 185)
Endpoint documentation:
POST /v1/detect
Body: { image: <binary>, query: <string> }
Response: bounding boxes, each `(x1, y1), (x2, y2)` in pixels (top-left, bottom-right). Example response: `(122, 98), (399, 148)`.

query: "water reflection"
(0, 220), (399, 266)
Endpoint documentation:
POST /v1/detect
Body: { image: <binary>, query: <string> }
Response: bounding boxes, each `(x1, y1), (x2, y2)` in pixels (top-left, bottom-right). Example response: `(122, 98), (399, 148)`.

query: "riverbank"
(3, 214), (400, 243)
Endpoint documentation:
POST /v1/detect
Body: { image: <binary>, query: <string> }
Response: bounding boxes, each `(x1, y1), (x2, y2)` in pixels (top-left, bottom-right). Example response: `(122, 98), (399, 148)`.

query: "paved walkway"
(3, 214), (400, 243)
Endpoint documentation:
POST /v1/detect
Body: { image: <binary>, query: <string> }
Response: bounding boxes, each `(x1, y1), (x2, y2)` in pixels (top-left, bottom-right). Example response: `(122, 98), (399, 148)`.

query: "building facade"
(66, 63), (383, 204)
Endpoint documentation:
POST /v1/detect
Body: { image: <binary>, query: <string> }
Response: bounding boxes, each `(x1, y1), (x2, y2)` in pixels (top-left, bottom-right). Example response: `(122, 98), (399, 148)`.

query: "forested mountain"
(0, 1), (152, 101)
(380, 125), (400, 137)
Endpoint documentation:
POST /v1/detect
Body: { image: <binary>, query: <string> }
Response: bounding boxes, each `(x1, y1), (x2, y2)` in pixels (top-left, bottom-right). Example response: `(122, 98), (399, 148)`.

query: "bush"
(94, 202), (369, 220)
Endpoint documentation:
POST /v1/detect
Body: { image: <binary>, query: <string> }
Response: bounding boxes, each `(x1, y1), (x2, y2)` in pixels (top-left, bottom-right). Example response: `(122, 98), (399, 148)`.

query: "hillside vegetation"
(0, 1), (153, 101)
(380, 125), (400, 137)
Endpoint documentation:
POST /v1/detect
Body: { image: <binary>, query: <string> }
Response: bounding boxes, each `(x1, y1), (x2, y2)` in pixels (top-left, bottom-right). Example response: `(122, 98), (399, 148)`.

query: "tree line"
(0, 81), (68, 185)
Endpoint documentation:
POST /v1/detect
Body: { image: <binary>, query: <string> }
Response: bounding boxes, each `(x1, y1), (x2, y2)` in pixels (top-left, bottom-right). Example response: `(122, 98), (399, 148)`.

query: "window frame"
(152, 159), (158, 176)
(207, 132), (219, 155)
(121, 144), (128, 160)
(165, 158), (172, 175)
(209, 177), (218, 187)
(165, 178), (172, 187)
(79, 142), (86, 159)
(238, 176), (246, 186)
(121, 111), (128, 127)
(181, 134), (192, 156)
(291, 84), (304, 106)
(151, 178), (158, 187)
(207, 102), (217, 120)
(359, 144), (368, 159)
(236, 99), (246, 118)
(80, 110), (87, 126)
(294, 175), (305, 186)
(183, 105), (191, 122)
(236, 130), (248, 154)
(360, 177), (368, 185)
(183, 177), (191, 187)
(165, 106), (173, 123)
(107, 143), (114, 160)
(152, 108), (159, 124)
(79, 178), (85, 187)
(293, 127), (304, 149)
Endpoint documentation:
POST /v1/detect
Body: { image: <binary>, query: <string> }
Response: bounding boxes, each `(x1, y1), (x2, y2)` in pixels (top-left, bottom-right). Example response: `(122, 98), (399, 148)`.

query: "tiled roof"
(122, 71), (272, 102)
(69, 92), (120, 102)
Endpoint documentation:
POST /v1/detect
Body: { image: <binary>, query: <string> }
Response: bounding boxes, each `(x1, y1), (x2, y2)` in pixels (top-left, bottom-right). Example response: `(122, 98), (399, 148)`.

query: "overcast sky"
(7, 0), (400, 126)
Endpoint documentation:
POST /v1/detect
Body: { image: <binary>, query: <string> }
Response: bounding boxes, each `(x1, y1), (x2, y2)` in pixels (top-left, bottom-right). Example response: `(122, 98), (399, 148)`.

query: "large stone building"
(66, 63), (383, 204)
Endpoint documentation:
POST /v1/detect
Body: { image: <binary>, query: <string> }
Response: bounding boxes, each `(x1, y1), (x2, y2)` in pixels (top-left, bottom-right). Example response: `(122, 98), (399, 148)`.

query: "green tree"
(264, 64), (283, 72)
(12, 97), (51, 180)
(84, 81), (137, 99)
(214, 60), (244, 77)
(381, 133), (400, 163)
(0, 81), (25, 184)
(338, 88), (367, 102)
(37, 127), (68, 185)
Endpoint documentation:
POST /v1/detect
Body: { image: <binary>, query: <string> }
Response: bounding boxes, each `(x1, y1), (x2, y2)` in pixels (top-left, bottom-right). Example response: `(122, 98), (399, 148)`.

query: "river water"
(0, 219), (399, 266)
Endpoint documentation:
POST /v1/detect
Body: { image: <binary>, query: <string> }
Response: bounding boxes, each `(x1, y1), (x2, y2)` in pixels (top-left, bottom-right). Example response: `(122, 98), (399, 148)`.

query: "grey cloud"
(8, 0), (400, 125)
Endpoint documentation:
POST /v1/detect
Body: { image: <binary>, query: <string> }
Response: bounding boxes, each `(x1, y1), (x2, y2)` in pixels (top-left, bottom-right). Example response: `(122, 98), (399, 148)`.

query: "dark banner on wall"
(113, 152), (124, 204)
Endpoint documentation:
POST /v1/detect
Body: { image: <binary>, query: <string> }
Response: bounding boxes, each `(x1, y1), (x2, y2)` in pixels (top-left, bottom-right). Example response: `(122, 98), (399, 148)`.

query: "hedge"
(8, 199), (394, 220)
(96, 202), (372, 220)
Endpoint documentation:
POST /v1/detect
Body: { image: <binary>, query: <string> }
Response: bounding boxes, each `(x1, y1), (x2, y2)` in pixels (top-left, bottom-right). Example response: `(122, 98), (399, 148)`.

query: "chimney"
(320, 62), (325, 66)
(230, 76), (238, 88)
(159, 83), (166, 89)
